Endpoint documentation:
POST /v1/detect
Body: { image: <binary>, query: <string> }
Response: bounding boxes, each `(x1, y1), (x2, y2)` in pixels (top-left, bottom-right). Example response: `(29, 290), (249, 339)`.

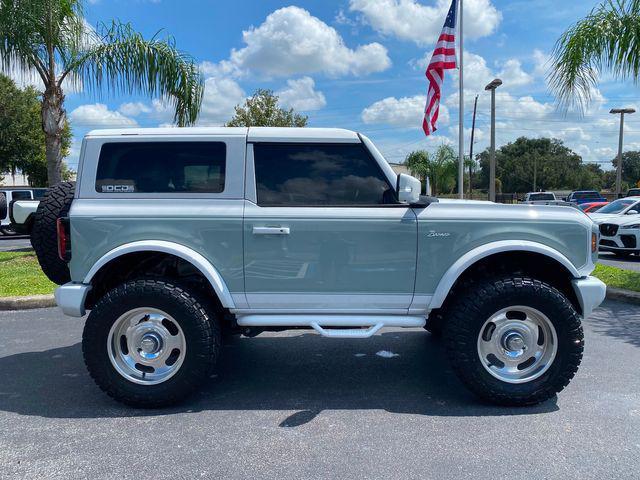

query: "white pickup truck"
(522, 191), (573, 207)
(0, 189), (41, 235)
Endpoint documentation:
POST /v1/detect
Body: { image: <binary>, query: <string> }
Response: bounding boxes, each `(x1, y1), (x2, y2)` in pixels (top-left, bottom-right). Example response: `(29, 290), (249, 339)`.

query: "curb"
(605, 287), (640, 305)
(0, 295), (56, 311)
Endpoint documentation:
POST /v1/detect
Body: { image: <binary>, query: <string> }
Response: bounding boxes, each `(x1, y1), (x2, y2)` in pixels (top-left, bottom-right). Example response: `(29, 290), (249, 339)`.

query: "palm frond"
(549, 0), (640, 111)
(0, 0), (83, 85)
(63, 21), (203, 126)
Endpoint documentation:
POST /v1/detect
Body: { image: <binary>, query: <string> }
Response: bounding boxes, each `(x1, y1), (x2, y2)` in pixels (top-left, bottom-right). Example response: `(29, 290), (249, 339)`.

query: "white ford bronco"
(31, 127), (606, 407)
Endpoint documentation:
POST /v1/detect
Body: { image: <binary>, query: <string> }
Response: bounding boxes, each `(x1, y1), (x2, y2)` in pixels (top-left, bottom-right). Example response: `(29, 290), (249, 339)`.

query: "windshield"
(596, 198), (636, 214)
(529, 193), (555, 201)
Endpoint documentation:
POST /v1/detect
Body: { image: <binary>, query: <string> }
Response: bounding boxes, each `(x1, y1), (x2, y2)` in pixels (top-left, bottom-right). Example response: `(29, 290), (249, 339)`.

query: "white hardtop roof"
(85, 127), (360, 143)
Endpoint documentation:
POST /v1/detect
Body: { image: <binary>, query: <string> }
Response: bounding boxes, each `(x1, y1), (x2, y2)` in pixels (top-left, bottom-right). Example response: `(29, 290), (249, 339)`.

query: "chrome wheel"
(477, 306), (557, 384)
(107, 308), (186, 385)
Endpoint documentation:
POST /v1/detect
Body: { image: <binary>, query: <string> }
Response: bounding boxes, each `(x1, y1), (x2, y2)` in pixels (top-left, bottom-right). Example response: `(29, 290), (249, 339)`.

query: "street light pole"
(485, 78), (502, 202)
(610, 108), (635, 198)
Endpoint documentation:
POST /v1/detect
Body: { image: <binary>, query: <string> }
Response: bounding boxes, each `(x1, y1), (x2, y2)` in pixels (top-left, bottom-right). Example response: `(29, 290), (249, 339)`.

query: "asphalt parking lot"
(599, 252), (640, 272)
(0, 301), (638, 479)
(0, 236), (31, 252)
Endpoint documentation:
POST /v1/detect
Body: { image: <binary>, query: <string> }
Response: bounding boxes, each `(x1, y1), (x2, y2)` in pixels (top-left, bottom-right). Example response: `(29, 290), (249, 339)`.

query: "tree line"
(0, 74), (72, 186)
(404, 137), (640, 195)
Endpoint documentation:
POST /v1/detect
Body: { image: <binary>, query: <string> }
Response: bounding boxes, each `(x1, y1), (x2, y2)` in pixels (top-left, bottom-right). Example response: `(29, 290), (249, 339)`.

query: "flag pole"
(458, 0), (464, 199)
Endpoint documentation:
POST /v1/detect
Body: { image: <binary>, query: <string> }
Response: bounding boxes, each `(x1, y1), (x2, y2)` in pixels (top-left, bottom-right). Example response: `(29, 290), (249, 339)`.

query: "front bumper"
(572, 276), (606, 318)
(54, 283), (91, 317)
(599, 229), (640, 252)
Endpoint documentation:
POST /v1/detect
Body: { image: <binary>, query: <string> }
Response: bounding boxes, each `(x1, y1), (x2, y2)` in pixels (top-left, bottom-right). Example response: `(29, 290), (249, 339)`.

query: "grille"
(600, 224), (619, 237)
(600, 239), (617, 247)
(620, 235), (637, 249)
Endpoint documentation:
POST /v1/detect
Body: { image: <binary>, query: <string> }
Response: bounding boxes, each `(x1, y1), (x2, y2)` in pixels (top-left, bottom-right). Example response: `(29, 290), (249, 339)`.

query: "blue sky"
(18, 0), (640, 172)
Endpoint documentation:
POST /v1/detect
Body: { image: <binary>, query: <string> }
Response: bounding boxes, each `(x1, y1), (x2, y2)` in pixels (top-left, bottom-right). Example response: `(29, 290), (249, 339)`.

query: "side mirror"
(627, 210), (639, 215)
(397, 173), (421, 204)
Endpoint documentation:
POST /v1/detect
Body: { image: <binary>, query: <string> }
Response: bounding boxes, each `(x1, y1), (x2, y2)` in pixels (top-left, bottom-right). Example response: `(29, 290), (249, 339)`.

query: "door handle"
(253, 226), (290, 235)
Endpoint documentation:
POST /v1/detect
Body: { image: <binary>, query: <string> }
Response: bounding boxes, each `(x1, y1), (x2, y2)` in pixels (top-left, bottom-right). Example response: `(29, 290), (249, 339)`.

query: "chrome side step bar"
(235, 315), (425, 339)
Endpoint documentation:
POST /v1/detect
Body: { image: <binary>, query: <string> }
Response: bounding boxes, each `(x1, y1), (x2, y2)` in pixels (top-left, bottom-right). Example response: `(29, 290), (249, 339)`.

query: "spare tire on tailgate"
(31, 181), (75, 285)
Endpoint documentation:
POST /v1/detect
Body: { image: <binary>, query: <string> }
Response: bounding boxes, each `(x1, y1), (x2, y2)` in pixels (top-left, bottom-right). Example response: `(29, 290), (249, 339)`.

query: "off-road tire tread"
(31, 181), (75, 284)
(82, 278), (221, 408)
(443, 276), (584, 406)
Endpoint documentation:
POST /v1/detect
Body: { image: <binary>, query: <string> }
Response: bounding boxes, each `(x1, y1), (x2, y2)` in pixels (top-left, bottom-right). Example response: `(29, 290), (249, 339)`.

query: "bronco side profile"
(32, 127), (606, 408)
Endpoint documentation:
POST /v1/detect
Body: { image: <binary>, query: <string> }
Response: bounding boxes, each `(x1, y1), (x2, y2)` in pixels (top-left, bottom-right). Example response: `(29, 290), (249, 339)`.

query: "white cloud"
(361, 94), (449, 128)
(442, 52), (534, 93)
(594, 147), (615, 159)
(197, 76), (246, 126)
(277, 77), (326, 111)
(558, 127), (591, 142)
(69, 103), (138, 127)
(228, 6), (391, 77)
(532, 49), (550, 78)
(118, 102), (152, 116)
(350, 0), (501, 46)
(497, 59), (533, 88)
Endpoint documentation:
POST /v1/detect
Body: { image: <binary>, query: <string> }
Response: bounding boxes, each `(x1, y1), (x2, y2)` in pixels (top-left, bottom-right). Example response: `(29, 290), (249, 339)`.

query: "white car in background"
(0, 189), (34, 235)
(590, 197), (640, 257)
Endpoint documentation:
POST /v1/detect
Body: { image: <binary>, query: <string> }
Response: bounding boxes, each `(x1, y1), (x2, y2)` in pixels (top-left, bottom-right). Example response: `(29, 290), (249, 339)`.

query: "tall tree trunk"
(42, 85), (66, 186)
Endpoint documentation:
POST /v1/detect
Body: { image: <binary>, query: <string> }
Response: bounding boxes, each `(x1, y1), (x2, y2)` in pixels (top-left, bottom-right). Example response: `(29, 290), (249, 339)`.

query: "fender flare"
(84, 240), (235, 308)
(428, 240), (581, 310)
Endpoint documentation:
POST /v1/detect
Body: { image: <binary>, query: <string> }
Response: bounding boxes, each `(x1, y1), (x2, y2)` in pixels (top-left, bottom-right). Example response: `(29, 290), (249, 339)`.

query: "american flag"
(423, 0), (458, 136)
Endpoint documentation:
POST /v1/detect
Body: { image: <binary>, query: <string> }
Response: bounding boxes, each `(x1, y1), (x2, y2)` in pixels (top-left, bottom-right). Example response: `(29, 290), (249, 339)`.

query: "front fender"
(428, 240), (581, 310)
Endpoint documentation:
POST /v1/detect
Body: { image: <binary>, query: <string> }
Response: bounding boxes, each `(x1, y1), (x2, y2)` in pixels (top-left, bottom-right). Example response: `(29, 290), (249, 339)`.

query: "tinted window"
(529, 193), (555, 201)
(12, 191), (32, 200)
(574, 191), (600, 200)
(253, 143), (395, 206)
(32, 188), (48, 199)
(96, 142), (226, 193)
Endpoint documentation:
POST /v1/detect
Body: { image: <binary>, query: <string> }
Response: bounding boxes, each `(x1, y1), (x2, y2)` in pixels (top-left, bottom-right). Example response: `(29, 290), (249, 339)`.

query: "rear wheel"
(82, 279), (221, 407)
(443, 276), (583, 406)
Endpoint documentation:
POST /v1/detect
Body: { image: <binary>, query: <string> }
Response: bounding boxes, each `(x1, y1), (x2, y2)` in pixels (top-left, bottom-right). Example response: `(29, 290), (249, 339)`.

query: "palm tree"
(404, 145), (457, 195)
(0, 0), (203, 185)
(549, 0), (640, 110)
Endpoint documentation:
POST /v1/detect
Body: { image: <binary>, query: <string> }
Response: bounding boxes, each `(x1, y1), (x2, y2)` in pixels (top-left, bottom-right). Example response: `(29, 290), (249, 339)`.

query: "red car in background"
(580, 201), (609, 213)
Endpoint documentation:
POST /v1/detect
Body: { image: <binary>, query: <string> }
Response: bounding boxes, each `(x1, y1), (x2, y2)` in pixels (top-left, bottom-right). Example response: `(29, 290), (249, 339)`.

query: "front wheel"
(82, 279), (221, 407)
(443, 277), (584, 406)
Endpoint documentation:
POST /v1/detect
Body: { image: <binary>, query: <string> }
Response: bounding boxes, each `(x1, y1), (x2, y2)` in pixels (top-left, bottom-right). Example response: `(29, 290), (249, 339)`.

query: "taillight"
(57, 218), (71, 262)
(592, 232), (598, 253)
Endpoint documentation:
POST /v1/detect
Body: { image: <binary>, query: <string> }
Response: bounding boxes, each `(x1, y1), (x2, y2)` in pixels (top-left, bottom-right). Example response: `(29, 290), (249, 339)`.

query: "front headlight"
(621, 224), (640, 229)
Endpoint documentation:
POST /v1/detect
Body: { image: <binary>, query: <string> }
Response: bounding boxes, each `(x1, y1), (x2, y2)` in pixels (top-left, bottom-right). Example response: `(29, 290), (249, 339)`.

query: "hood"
(589, 213), (620, 224)
(595, 215), (640, 227)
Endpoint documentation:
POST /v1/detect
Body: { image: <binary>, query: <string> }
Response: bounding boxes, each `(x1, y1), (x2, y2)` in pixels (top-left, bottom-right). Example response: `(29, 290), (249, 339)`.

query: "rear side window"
(96, 142), (226, 193)
(253, 143), (395, 206)
(32, 188), (48, 199)
(12, 191), (32, 200)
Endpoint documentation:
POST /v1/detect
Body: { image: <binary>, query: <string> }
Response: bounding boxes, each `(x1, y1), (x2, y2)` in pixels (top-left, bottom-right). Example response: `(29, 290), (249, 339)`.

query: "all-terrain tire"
(31, 182), (75, 284)
(83, 279), (221, 408)
(443, 276), (584, 406)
